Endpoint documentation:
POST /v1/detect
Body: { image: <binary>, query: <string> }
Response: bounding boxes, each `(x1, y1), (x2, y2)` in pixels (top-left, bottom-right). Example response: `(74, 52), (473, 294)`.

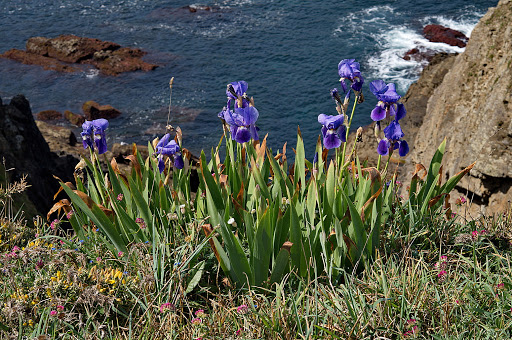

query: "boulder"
(82, 100), (122, 120)
(423, 24), (468, 48)
(36, 110), (62, 121)
(27, 35), (120, 63)
(0, 95), (78, 219)
(2, 35), (157, 76)
(64, 110), (86, 126)
(403, 48), (438, 62)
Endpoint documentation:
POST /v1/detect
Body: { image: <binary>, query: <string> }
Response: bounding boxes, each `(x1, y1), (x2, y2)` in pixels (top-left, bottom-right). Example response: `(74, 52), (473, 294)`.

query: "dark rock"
(403, 48), (439, 63)
(64, 110), (86, 126)
(423, 24), (468, 48)
(82, 100), (122, 120)
(36, 110), (62, 121)
(0, 49), (78, 73)
(0, 95), (78, 219)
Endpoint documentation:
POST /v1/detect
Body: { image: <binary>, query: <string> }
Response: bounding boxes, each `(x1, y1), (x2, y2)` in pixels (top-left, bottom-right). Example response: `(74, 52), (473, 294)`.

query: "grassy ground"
(1, 171), (511, 340)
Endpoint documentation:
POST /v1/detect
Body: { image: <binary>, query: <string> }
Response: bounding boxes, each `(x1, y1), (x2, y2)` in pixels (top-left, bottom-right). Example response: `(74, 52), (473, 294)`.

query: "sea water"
(0, 0), (497, 157)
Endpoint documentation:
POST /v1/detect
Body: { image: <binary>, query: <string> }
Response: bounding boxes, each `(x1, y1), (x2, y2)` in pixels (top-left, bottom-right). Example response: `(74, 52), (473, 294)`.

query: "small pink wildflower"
(237, 304), (249, 314)
(451, 212), (456, 218)
(159, 302), (173, 313)
(438, 270), (447, 278)
(50, 310), (58, 317)
(497, 283), (505, 289)
(191, 318), (202, 325)
(135, 217), (146, 229)
(57, 305), (64, 311)
(117, 251), (124, 257)
(96, 257), (102, 262)
(117, 193), (124, 201)
(236, 329), (242, 336)
(12, 246), (20, 252)
(195, 309), (205, 317)
(406, 319), (416, 325)
(35, 260), (44, 270)
(480, 230), (487, 235)
(50, 219), (59, 230)
(471, 230), (479, 240)
(66, 210), (74, 219)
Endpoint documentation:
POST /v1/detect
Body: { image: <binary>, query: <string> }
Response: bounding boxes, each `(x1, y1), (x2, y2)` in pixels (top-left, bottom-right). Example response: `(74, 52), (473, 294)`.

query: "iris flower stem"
(341, 95), (359, 169)
(382, 149), (393, 179)
(377, 155), (382, 172)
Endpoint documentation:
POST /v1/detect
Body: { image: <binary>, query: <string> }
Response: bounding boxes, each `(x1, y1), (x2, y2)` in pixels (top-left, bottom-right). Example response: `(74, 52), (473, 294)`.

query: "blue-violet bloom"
(155, 133), (184, 173)
(318, 114), (346, 149)
(369, 79), (406, 122)
(338, 59), (364, 96)
(81, 119), (109, 154)
(224, 106), (259, 144)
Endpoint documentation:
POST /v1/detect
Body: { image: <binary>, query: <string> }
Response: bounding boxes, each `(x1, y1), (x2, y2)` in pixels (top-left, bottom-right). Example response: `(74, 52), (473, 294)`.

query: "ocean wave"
(339, 5), (485, 92)
(367, 26), (464, 92)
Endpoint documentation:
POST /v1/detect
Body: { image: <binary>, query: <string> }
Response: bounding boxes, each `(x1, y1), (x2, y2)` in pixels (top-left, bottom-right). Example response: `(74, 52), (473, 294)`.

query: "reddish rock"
(423, 24), (468, 48)
(36, 110), (63, 121)
(64, 110), (86, 126)
(27, 35), (120, 63)
(0, 49), (78, 72)
(3, 35), (157, 76)
(403, 48), (438, 62)
(89, 47), (158, 76)
(83, 101), (122, 120)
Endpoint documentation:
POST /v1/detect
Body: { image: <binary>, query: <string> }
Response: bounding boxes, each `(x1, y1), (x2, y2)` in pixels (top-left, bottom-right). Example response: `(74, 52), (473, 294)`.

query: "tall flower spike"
(318, 113), (346, 149)
(155, 133), (184, 173)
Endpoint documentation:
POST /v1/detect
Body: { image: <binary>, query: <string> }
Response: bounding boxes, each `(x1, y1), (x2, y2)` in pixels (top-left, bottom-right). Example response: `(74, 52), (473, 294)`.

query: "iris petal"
(158, 156), (165, 173)
(398, 140), (409, 157)
(377, 139), (390, 155)
(371, 104), (386, 121)
(369, 79), (386, 96)
(173, 154), (184, 169)
(396, 103), (406, 121)
(235, 126), (251, 144)
(92, 118), (109, 131)
(236, 106), (259, 126)
(324, 130), (342, 149)
(384, 120), (404, 141)
(250, 125), (259, 141)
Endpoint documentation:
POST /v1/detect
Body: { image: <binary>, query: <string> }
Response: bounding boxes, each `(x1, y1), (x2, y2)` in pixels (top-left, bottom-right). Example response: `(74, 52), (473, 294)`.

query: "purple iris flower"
(226, 81), (250, 110)
(378, 120), (409, 157)
(369, 80), (406, 122)
(224, 106), (259, 144)
(81, 119), (109, 154)
(338, 59), (364, 97)
(318, 114), (346, 149)
(155, 133), (184, 173)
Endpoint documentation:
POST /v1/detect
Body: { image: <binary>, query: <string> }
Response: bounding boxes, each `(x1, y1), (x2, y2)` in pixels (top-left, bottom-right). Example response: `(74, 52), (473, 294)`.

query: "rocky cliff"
(0, 95), (78, 220)
(407, 0), (512, 215)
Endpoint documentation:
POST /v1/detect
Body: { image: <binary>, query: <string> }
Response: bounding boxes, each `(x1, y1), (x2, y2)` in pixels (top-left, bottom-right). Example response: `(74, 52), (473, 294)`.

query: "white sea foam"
(336, 5), (485, 92)
(85, 69), (99, 79)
